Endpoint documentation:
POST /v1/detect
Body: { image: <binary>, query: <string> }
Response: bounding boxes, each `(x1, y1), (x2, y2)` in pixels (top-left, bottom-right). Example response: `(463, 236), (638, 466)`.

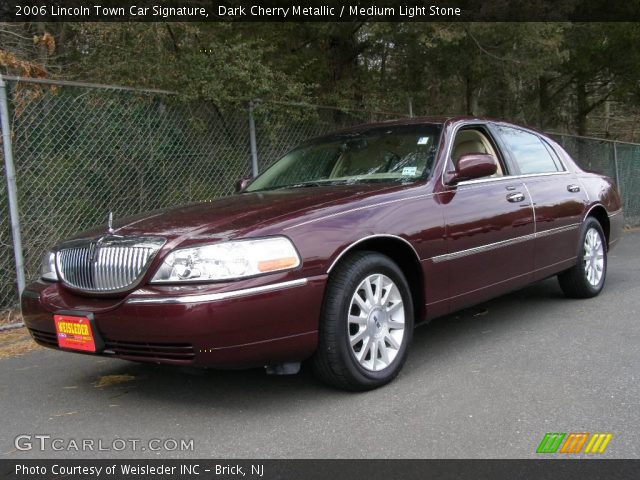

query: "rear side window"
(497, 126), (561, 175)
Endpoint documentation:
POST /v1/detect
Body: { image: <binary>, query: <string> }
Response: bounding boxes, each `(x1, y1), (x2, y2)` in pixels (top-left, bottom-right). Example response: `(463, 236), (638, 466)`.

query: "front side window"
(245, 124), (442, 192)
(497, 126), (562, 175)
(451, 127), (505, 177)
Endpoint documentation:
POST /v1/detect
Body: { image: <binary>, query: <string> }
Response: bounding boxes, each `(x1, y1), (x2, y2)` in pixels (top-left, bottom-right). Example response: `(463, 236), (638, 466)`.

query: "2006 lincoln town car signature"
(22, 117), (623, 390)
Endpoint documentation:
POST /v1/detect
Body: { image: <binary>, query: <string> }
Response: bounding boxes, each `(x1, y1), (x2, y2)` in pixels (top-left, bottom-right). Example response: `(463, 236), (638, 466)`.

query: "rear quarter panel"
(578, 172), (624, 248)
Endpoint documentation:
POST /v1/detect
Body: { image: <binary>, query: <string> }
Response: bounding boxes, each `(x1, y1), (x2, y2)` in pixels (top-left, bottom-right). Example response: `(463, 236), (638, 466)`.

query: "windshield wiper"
(252, 182), (327, 192)
(287, 181), (327, 188)
(250, 180), (360, 192)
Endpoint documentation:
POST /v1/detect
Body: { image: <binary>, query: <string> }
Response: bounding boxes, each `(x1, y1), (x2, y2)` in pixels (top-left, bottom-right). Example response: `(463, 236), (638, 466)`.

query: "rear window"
(497, 126), (562, 175)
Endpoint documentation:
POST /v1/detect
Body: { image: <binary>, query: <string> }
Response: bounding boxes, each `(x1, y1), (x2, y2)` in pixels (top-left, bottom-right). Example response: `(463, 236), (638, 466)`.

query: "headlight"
(40, 251), (58, 281)
(150, 237), (300, 283)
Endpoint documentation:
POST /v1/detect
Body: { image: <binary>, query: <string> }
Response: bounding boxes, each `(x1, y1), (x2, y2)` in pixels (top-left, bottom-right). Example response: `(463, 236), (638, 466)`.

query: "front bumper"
(21, 275), (327, 368)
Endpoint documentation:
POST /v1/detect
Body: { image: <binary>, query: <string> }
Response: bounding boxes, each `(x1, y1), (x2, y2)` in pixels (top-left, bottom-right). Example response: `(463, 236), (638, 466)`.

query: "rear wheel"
(558, 217), (607, 298)
(311, 251), (414, 391)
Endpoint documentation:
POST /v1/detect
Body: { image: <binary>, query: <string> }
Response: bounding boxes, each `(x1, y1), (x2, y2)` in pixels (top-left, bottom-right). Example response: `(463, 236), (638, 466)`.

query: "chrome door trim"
(430, 223), (581, 263)
(535, 223), (581, 238)
(455, 171), (570, 188)
(457, 176), (510, 186)
(430, 233), (536, 263)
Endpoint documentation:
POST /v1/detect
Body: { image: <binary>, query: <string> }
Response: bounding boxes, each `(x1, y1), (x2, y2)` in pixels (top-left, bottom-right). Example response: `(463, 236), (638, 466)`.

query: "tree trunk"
(575, 81), (589, 136)
(538, 76), (551, 130)
(465, 75), (478, 116)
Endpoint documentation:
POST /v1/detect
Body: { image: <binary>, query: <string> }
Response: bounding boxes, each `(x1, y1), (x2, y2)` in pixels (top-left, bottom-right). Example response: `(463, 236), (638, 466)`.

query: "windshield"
(245, 124), (442, 192)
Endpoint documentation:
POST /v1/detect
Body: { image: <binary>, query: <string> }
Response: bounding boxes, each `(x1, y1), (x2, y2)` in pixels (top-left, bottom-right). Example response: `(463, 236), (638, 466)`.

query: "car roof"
(324, 115), (548, 137)
(331, 116), (452, 134)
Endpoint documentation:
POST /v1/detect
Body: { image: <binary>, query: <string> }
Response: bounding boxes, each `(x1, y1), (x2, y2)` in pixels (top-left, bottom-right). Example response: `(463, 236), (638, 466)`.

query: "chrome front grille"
(56, 236), (165, 293)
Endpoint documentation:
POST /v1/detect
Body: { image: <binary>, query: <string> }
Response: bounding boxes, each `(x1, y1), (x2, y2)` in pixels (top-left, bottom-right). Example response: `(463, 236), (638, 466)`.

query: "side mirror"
(235, 176), (253, 193)
(446, 153), (497, 185)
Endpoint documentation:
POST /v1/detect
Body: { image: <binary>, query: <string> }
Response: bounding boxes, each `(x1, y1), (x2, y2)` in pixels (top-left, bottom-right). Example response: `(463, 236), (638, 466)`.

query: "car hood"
(73, 184), (402, 245)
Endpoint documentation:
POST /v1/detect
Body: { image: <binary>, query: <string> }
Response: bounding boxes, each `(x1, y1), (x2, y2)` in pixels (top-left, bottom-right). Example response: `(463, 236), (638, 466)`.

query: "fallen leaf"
(94, 374), (135, 388)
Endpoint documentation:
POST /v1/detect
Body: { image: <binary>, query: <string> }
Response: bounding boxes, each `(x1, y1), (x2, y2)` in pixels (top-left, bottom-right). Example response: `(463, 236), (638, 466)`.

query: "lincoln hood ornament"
(107, 211), (114, 234)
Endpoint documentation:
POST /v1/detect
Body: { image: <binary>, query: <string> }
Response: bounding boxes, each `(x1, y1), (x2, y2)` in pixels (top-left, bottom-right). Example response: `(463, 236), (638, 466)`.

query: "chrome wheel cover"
(347, 274), (405, 372)
(583, 227), (605, 287)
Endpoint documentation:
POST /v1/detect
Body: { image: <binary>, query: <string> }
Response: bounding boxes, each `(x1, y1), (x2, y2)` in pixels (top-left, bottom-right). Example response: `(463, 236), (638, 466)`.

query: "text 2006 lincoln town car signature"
(22, 117), (623, 390)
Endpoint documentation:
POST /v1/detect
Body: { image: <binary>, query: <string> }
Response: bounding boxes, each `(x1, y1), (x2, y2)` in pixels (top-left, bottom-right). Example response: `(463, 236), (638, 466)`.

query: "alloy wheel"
(347, 274), (405, 372)
(583, 227), (605, 287)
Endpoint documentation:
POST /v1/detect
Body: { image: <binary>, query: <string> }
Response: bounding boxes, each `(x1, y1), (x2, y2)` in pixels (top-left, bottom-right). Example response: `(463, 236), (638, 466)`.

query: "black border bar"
(1, 0), (640, 22)
(3, 459), (640, 480)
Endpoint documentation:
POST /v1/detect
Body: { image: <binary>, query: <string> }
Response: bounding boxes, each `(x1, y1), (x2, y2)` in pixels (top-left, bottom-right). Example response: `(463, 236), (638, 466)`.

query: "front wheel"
(311, 251), (414, 391)
(558, 217), (607, 298)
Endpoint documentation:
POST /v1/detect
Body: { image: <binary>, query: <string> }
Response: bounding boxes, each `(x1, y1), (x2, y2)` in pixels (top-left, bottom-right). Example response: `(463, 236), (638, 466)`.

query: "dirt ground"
(0, 308), (22, 327)
(0, 327), (41, 359)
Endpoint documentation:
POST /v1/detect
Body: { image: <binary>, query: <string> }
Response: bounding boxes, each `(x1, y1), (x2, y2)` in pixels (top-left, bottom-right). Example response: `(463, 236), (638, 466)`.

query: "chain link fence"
(0, 77), (405, 315)
(1, 77), (639, 316)
(251, 101), (404, 172)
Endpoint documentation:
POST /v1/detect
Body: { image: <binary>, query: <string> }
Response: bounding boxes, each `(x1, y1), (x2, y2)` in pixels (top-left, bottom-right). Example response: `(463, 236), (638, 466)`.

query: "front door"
(441, 179), (535, 310)
(437, 125), (535, 311)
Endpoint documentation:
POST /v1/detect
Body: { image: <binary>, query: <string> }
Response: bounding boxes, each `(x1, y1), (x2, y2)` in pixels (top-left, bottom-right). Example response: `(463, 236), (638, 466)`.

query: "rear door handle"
(506, 192), (525, 203)
(567, 184), (581, 193)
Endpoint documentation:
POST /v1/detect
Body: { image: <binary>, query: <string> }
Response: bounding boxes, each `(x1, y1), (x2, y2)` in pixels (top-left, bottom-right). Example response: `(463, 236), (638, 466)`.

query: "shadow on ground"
(57, 276), (573, 409)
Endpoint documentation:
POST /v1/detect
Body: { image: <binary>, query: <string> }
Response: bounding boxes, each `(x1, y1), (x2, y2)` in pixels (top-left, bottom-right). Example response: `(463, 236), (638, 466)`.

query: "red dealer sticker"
(54, 314), (96, 352)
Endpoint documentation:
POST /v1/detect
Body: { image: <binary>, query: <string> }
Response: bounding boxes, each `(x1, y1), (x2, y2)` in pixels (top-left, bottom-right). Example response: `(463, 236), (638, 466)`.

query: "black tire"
(558, 217), (607, 298)
(311, 251), (414, 391)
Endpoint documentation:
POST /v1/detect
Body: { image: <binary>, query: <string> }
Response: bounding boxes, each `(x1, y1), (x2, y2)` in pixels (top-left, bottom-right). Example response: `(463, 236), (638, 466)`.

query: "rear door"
(494, 125), (588, 279)
(438, 124), (535, 310)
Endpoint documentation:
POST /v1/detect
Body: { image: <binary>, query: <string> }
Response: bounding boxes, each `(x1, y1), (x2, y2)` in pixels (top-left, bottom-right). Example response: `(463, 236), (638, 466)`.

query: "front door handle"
(506, 192), (525, 203)
(567, 184), (581, 193)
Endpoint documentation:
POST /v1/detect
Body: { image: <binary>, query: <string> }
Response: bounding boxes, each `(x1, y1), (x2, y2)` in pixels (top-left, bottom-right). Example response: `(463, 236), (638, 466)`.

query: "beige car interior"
(330, 133), (430, 179)
(451, 129), (503, 177)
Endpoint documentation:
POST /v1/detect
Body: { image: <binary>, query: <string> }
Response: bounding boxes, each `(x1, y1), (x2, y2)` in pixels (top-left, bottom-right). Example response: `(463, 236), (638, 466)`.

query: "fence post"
(0, 75), (26, 296)
(408, 98), (414, 118)
(612, 141), (621, 193)
(248, 101), (259, 178)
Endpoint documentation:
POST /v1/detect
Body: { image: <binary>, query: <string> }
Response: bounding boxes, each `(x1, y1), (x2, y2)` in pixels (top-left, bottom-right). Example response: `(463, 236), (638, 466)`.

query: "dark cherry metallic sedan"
(22, 117), (623, 390)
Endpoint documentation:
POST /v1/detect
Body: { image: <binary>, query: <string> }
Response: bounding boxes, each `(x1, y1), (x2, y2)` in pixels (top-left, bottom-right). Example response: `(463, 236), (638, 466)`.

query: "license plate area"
(54, 313), (102, 352)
